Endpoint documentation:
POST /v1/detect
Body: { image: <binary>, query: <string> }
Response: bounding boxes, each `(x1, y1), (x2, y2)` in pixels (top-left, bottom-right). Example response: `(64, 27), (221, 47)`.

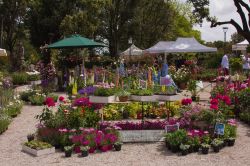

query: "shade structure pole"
(164, 52), (167, 64)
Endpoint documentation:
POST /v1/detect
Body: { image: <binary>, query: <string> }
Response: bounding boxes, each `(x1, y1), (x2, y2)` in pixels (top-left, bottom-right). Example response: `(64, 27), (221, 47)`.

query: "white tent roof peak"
(120, 44), (143, 56)
(144, 41), (175, 54)
(237, 39), (249, 45)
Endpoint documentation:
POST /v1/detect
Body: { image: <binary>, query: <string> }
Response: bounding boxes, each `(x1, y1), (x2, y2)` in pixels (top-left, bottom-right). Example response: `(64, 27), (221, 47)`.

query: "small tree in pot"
(114, 142), (123, 151)
(64, 146), (73, 157)
(187, 80), (197, 101)
(180, 144), (190, 156)
(201, 143), (210, 154)
(80, 146), (90, 157)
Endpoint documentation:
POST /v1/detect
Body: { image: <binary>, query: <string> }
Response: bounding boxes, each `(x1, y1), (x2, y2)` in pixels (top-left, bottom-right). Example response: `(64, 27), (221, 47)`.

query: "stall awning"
(120, 44), (143, 56)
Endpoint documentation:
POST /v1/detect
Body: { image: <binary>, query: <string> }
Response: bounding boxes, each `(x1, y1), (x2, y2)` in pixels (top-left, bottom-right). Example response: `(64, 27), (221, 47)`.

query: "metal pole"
(224, 31), (226, 54)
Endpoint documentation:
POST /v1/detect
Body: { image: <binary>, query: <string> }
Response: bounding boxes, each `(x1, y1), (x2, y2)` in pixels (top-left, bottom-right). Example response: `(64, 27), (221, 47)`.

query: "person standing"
(221, 54), (229, 75)
(241, 54), (250, 77)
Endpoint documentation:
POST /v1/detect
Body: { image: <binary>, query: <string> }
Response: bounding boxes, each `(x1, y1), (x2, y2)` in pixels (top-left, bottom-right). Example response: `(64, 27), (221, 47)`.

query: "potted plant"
(227, 137), (236, 146)
(114, 142), (122, 151)
(201, 143), (210, 154)
(27, 133), (35, 142)
(187, 80), (197, 101)
(80, 146), (90, 157)
(90, 88), (116, 103)
(180, 144), (190, 156)
(64, 146), (73, 157)
(211, 139), (223, 153)
(116, 89), (130, 102)
(130, 89), (155, 102)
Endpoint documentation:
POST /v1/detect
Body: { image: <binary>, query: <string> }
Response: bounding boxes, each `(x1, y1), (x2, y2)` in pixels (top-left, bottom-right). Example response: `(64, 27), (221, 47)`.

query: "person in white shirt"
(241, 54), (250, 77)
(221, 54), (229, 75)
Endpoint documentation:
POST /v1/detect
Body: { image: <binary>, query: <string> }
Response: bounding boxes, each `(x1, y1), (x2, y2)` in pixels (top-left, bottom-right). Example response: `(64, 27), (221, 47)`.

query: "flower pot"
(122, 110), (129, 119)
(170, 145), (179, 153)
(27, 135), (34, 142)
(227, 139), (235, 146)
(54, 144), (61, 149)
(201, 147), (209, 154)
(114, 144), (122, 151)
(188, 146), (193, 153)
(191, 96), (196, 102)
(179, 83), (187, 90)
(212, 146), (220, 153)
(181, 149), (188, 156)
(193, 146), (200, 152)
(65, 150), (72, 157)
(119, 96), (128, 102)
(81, 150), (89, 157)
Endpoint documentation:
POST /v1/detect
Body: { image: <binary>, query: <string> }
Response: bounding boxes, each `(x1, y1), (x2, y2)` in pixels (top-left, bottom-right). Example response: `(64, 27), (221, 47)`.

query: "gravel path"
(0, 104), (250, 166)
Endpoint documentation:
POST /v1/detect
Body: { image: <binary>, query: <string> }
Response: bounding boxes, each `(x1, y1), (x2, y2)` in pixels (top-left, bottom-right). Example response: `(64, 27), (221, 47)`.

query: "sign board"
(165, 123), (180, 133)
(214, 123), (225, 135)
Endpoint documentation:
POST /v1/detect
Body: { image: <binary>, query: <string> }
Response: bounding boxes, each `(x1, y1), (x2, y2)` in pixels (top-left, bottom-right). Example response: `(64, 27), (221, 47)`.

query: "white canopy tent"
(0, 48), (7, 56)
(232, 39), (249, 51)
(144, 41), (175, 54)
(162, 37), (217, 53)
(120, 44), (143, 56)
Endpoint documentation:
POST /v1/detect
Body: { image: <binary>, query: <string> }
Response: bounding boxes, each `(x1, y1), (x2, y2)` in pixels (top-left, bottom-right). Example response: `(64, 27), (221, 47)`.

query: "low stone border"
(22, 145), (55, 157)
(119, 130), (165, 143)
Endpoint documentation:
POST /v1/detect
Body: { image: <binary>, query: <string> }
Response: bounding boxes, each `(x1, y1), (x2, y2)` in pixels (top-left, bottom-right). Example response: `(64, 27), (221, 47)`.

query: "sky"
(191, 0), (249, 42)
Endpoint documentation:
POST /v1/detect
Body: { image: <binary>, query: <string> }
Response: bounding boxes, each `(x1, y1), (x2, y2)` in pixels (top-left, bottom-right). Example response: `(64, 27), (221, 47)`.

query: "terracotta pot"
(119, 96), (128, 102)
(179, 83), (187, 90)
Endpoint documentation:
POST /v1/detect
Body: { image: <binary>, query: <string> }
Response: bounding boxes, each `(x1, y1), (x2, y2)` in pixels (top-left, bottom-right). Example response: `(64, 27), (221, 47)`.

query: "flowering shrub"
(181, 98), (192, 105)
(71, 127), (119, 153)
(29, 93), (46, 106)
(73, 97), (103, 110)
(78, 86), (96, 96)
(172, 65), (191, 84)
(45, 97), (56, 107)
(99, 120), (171, 130)
(3, 99), (23, 118)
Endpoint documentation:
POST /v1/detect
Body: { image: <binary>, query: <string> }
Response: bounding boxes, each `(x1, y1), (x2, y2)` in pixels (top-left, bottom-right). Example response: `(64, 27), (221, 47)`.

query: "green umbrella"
(48, 34), (105, 48)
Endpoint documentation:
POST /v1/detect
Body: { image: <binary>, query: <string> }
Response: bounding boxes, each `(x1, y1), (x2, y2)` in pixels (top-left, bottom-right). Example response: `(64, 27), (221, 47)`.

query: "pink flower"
(204, 131), (209, 135)
(58, 128), (68, 133)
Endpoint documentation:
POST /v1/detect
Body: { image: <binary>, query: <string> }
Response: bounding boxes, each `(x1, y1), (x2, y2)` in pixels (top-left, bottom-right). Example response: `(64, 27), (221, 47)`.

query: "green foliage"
(165, 129), (188, 147)
(27, 74), (41, 82)
(84, 110), (100, 128)
(12, 72), (29, 85)
(203, 53), (223, 69)
(115, 89), (131, 97)
(179, 144), (190, 151)
(29, 93), (46, 106)
(0, 114), (11, 134)
(24, 140), (52, 150)
(211, 138), (223, 147)
(130, 89), (153, 96)
(238, 88), (250, 113)
(94, 88), (115, 96)
(20, 90), (36, 102)
(3, 100), (23, 118)
(230, 58), (242, 73)
(187, 80), (197, 96)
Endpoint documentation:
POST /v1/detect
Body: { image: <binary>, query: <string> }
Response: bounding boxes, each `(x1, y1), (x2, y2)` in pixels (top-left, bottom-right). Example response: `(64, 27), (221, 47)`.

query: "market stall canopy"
(144, 41), (175, 54)
(0, 48), (7, 56)
(163, 37), (217, 53)
(120, 44), (143, 56)
(232, 39), (249, 51)
(48, 34), (106, 49)
(145, 38), (216, 53)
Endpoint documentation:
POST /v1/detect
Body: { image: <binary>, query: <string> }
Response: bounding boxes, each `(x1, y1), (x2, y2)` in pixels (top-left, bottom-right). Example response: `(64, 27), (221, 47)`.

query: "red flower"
(45, 97), (55, 107)
(222, 96), (231, 105)
(181, 98), (192, 105)
(59, 96), (65, 102)
(210, 104), (218, 110)
(210, 98), (218, 105)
